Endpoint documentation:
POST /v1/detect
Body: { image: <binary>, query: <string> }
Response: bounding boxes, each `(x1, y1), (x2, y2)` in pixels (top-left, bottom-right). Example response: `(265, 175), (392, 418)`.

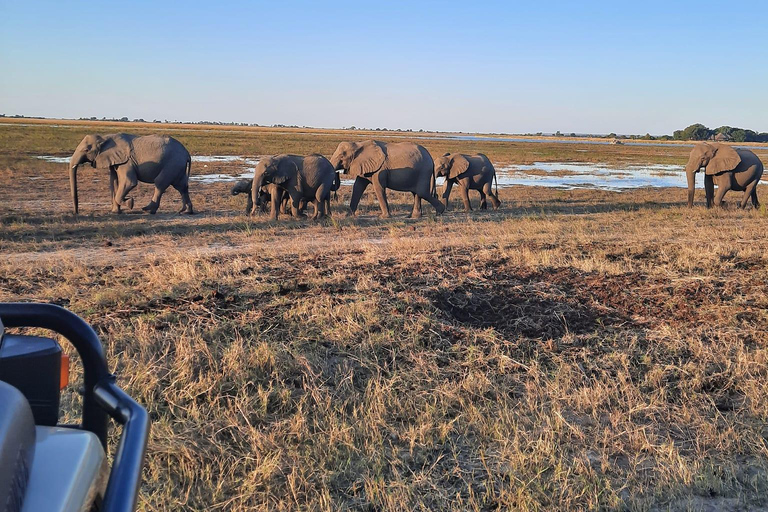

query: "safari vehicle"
(0, 303), (149, 512)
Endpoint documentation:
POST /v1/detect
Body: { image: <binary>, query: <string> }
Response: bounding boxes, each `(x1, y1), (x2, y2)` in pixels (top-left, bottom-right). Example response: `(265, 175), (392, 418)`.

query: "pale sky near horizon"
(1, 1), (766, 135)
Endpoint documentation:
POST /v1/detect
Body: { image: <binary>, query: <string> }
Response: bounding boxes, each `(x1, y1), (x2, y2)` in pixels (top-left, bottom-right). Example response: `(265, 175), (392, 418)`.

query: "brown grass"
(2, 121), (768, 511)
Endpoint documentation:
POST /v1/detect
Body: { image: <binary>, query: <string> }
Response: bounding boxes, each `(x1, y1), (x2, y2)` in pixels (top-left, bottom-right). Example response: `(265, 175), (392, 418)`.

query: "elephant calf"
(434, 153), (500, 212)
(251, 154), (337, 220)
(231, 179), (256, 214)
(232, 178), (301, 216)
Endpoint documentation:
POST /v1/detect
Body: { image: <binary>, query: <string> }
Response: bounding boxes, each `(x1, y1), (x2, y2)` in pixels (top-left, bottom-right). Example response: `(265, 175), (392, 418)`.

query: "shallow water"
(37, 156), (70, 164)
(37, 155), (261, 165)
(190, 171), (254, 184)
(496, 162), (686, 191)
(37, 155), (689, 191)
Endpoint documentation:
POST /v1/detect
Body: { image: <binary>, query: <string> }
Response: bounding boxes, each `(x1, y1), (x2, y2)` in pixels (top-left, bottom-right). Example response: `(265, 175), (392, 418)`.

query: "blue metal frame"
(0, 302), (150, 512)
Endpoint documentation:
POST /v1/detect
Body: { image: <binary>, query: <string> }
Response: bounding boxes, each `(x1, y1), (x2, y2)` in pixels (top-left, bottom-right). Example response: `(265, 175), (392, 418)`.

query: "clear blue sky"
(1, 1), (766, 134)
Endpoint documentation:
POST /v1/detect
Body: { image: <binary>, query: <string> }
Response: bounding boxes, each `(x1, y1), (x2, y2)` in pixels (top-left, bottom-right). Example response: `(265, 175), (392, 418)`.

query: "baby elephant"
(232, 178), (296, 215)
(231, 179), (255, 214)
(251, 154), (337, 220)
(434, 153), (500, 212)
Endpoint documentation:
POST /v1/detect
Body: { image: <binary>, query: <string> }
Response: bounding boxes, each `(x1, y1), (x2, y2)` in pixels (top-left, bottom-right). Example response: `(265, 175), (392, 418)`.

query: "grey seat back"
(0, 381), (36, 512)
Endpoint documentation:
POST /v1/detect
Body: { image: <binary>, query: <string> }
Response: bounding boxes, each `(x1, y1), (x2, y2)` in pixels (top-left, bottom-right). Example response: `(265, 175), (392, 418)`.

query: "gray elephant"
(69, 133), (193, 214)
(685, 142), (764, 208)
(251, 154), (336, 220)
(330, 140), (444, 218)
(434, 153), (500, 212)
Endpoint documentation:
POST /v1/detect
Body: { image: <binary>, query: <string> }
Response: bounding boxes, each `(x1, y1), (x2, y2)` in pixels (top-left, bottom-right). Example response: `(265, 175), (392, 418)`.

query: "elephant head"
(231, 179), (252, 196)
(685, 142), (741, 207)
(433, 153), (470, 180)
(330, 141), (385, 178)
(250, 156), (298, 214)
(68, 134), (131, 214)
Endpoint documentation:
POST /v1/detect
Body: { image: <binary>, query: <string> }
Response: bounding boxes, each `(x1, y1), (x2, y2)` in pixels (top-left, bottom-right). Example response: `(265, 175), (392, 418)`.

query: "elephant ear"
(272, 158), (298, 185)
(706, 143), (741, 175)
(350, 142), (385, 178)
(448, 154), (470, 180)
(94, 134), (131, 169)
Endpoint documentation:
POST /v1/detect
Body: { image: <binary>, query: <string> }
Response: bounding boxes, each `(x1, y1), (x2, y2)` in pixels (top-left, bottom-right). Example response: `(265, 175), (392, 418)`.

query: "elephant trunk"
(684, 154), (702, 208)
(69, 154), (81, 214)
(251, 171), (265, 214)
(329, 154), (343, 172)
(686, 168), (696, 208)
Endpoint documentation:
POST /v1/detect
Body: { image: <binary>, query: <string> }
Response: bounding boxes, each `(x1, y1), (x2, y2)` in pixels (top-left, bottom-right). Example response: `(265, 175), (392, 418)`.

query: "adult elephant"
(685, 142), (764, 208)
(69, 133), (193, 214)
(250, 154), (336, 220)
(330, 140), (445, 218)
(434, 152), (500, 212)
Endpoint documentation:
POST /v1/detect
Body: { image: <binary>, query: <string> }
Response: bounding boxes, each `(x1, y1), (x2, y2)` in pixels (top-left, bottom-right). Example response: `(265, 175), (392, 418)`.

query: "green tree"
(679, 123), (712, 141)
(730, 129), (747, 142)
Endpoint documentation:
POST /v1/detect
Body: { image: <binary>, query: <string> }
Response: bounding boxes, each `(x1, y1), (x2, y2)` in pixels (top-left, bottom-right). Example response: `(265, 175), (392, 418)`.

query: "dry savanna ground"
(2, 119), (768, 511)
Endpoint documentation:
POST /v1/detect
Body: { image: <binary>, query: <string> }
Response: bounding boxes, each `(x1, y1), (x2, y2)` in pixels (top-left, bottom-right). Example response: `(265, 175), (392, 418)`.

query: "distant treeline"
(1, 114), (766, 142)
(672, 123), (768, 143)
(524, 131), (672, 141)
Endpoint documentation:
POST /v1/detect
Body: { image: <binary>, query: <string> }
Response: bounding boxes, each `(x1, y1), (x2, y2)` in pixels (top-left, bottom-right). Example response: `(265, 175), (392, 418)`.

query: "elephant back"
(134, 135), (191, 170)
(132, 135), (173, 157)
(380, 142), (431, 172)
(472, 153), (495, 174)
(303, 154), (336, 188)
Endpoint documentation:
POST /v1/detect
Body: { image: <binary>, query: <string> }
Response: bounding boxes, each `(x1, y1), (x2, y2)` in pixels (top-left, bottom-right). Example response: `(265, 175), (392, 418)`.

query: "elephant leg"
(348, 177), (369, 216)
(370, 172), (392, 218)
(752, 188), (760, 209)
(479, 189), (488, 210)
(704, 175), (714, 209)
(281, 194), (291, 215)
(113, 169), (138, 213)
(142, 186), (165, 214)
(314, 187), (329, 219)
(713, 181), (731, 208)
(290, 192), (306, 219)
(269, 185), (280, 220)
(422, 185), (446, 215)
(171, 180), (194, 214)
(408, 193), (422, 219)
(737, 180), (757, 209)
(109, 169), (117, 204)
(459, 184), (472, 212)
(484, 181), (500, 209)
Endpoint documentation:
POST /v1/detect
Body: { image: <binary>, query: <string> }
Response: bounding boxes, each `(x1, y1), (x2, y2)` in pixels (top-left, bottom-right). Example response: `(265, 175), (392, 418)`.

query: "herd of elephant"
(67, 133), (764, 218)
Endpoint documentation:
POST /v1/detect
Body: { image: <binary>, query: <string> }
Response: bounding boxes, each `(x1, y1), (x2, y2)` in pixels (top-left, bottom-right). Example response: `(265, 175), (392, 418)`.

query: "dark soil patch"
(431, 274), (621, 339)
(430, 262), (751, 338)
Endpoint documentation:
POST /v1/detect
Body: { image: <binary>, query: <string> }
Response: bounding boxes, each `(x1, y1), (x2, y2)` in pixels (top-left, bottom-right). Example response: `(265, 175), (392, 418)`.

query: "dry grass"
(2, 121), (768, 511)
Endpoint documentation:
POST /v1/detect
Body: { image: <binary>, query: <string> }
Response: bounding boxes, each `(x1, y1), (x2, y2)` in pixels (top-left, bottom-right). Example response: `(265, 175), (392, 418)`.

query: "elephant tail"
(494, 168), (498, 196)
(186, 155), (192, 179)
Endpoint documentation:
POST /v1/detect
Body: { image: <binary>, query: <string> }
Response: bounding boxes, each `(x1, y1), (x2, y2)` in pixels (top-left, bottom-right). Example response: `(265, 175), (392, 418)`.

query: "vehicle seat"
(0, 380), (36, 512)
